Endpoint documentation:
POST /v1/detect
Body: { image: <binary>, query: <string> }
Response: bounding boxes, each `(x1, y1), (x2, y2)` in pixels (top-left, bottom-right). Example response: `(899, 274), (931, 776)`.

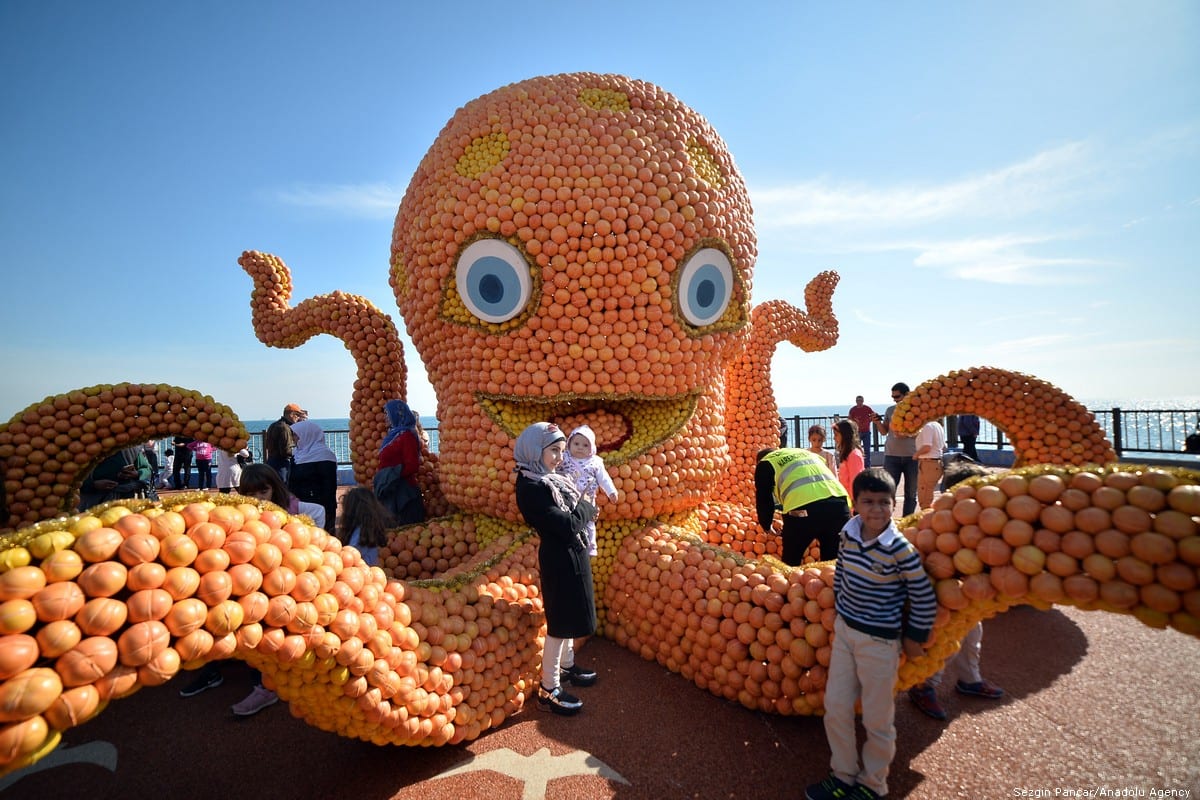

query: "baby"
(556, 425), (618, 556)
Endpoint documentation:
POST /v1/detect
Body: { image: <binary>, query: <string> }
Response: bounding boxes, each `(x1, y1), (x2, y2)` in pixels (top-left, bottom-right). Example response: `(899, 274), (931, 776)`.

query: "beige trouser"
(824, 616), (901, 797)
(927, 621), (983, 687)
(917, 458), (943, 509)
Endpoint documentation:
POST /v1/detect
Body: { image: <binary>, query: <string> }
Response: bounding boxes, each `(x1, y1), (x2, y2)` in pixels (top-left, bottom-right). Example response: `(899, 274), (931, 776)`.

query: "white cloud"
(966, 308), (1061, 327)
(851, 308), (905, 329)
(748, 140), (1124, 285)
(911, 235), (1110, 285)
(951, 333), (1200, 367)
(950, 333), (1086, 358)
(750, 141), (1094, 229)
(800, 231), (1113, 285)
(275, 183), (402, 218)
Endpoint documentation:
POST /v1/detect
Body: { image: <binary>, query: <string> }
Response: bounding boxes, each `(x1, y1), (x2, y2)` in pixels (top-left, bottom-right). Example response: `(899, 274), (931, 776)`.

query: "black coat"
(515, 474), (597, 639)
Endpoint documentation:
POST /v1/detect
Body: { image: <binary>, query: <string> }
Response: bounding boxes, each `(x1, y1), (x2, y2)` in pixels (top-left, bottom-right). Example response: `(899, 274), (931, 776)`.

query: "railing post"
(1111, 407), (1123, 457)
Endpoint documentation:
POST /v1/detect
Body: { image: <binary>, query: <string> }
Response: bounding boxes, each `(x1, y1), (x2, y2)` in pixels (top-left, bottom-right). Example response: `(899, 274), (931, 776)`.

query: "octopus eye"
(676, 247), (734, 327)
(455, 238), (534, 324)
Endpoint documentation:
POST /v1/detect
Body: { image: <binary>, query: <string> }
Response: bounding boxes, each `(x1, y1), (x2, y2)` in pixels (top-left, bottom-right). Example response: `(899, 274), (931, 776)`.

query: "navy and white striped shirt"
(833, 516), (937, 642)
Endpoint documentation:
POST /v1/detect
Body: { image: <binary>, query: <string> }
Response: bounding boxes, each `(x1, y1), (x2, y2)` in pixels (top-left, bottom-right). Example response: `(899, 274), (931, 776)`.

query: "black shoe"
(536, 684), (582, 716)
(179, 669), (223, 697)
(805, 775), (855, 800)
(560, 664), (598, 687)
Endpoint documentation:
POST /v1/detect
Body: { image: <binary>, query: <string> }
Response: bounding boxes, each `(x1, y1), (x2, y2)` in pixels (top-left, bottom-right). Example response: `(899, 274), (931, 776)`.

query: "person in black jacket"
(513, 422), (598, 716)
(264, 404), (302, 480)
(171, 435), (194, 490)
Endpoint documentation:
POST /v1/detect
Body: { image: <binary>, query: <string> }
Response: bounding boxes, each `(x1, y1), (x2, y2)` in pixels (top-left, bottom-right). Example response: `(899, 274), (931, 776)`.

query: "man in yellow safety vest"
(755, 448), (851, 565)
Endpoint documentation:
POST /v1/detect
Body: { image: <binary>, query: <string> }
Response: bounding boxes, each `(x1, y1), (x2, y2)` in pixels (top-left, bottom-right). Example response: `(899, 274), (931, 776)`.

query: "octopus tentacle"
(890, 366), (1116, 467)
(0, 498), (546, 774)
(0, 383), (248, 533)
(719, 272), (840, 507)
(239, 251), (445, 510)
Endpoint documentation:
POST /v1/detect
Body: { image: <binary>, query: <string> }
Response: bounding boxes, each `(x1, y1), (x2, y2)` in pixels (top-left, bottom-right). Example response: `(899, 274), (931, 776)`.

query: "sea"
(224, 396), (1200, 462)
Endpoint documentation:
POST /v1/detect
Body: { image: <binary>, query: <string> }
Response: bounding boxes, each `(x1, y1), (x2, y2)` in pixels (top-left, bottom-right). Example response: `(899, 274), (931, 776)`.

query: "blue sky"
(2, 1), (1197, 423)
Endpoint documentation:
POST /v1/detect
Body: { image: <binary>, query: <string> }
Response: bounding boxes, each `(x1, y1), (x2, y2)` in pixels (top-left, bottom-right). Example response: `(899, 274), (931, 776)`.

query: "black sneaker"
(179, 669), (223, 698)
(560, 664), (598, 687)
(805, 774), (854, 800)
(536, 684), (582, 716)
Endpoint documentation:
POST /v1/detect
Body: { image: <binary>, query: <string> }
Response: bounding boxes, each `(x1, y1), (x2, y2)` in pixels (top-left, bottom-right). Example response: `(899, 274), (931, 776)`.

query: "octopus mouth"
(476, 392), (698, 466)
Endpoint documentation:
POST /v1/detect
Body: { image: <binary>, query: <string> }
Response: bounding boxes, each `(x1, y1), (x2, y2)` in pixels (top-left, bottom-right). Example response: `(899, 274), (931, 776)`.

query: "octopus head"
(392, 73), (757, 520)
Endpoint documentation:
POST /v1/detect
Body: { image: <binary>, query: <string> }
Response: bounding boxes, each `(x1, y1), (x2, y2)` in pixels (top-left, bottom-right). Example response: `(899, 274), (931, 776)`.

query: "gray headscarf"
(513, 422), (581, 512)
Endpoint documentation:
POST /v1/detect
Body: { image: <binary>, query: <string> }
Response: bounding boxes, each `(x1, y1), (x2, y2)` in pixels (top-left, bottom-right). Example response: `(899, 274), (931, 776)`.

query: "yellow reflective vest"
(761, 448), (847, 512)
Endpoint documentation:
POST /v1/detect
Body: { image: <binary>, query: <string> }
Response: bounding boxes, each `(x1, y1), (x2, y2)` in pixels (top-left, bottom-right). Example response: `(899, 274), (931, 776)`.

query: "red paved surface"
(4, 603), (1198, 799)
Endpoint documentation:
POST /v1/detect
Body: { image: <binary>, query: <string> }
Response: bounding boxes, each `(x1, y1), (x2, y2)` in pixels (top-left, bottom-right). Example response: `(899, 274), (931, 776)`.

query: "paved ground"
(3, 602), (1198, 800)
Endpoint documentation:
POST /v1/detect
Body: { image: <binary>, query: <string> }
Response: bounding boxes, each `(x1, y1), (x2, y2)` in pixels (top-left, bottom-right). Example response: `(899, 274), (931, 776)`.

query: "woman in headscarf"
(373, 399), (426, 525)
(513, 422), (599, 716)
(287, 419), (339, 532)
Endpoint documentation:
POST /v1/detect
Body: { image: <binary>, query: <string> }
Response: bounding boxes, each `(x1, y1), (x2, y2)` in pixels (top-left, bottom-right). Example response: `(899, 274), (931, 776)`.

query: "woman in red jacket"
(373, 399), (426, 524)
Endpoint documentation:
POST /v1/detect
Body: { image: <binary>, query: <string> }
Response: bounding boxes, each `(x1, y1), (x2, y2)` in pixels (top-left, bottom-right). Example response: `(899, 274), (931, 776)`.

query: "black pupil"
(696, 279), (715, 309)
(480, 274), (504, 304)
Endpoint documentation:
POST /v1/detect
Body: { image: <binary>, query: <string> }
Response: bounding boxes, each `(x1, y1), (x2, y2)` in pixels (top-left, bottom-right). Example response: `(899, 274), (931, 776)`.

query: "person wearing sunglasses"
(871, 382), (918, 516)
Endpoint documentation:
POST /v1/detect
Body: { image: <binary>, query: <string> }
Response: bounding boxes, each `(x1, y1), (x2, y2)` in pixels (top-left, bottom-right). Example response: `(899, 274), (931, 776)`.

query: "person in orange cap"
(264, 403), (302, 481)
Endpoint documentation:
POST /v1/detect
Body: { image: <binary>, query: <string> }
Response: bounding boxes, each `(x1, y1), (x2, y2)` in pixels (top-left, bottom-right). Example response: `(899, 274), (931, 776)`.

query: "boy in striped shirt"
(806, 468), (938, 800)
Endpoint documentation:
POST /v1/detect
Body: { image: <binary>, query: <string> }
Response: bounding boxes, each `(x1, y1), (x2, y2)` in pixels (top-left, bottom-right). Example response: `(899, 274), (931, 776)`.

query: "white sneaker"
(231, 685), (278, 716)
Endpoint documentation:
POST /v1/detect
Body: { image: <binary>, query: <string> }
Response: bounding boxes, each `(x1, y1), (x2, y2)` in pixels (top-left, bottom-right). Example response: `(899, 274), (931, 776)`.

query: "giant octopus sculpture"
(1, 73), (1198, 774)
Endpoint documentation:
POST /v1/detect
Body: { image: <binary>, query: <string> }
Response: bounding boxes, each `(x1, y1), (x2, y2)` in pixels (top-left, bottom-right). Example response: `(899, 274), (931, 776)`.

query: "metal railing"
(157, 408), (1198, 470)
(216, 428), (444, 468)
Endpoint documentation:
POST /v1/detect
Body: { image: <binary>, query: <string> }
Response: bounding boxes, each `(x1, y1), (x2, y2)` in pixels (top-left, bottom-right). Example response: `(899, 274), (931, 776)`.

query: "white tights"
(541, 636), (576, 689)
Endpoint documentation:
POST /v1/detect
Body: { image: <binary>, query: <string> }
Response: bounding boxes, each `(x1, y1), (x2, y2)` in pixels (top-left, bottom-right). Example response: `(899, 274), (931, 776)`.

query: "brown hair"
(337, 487), (394, 548)
(237, 463), (293, 508)
(834, 419), (860, 463)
